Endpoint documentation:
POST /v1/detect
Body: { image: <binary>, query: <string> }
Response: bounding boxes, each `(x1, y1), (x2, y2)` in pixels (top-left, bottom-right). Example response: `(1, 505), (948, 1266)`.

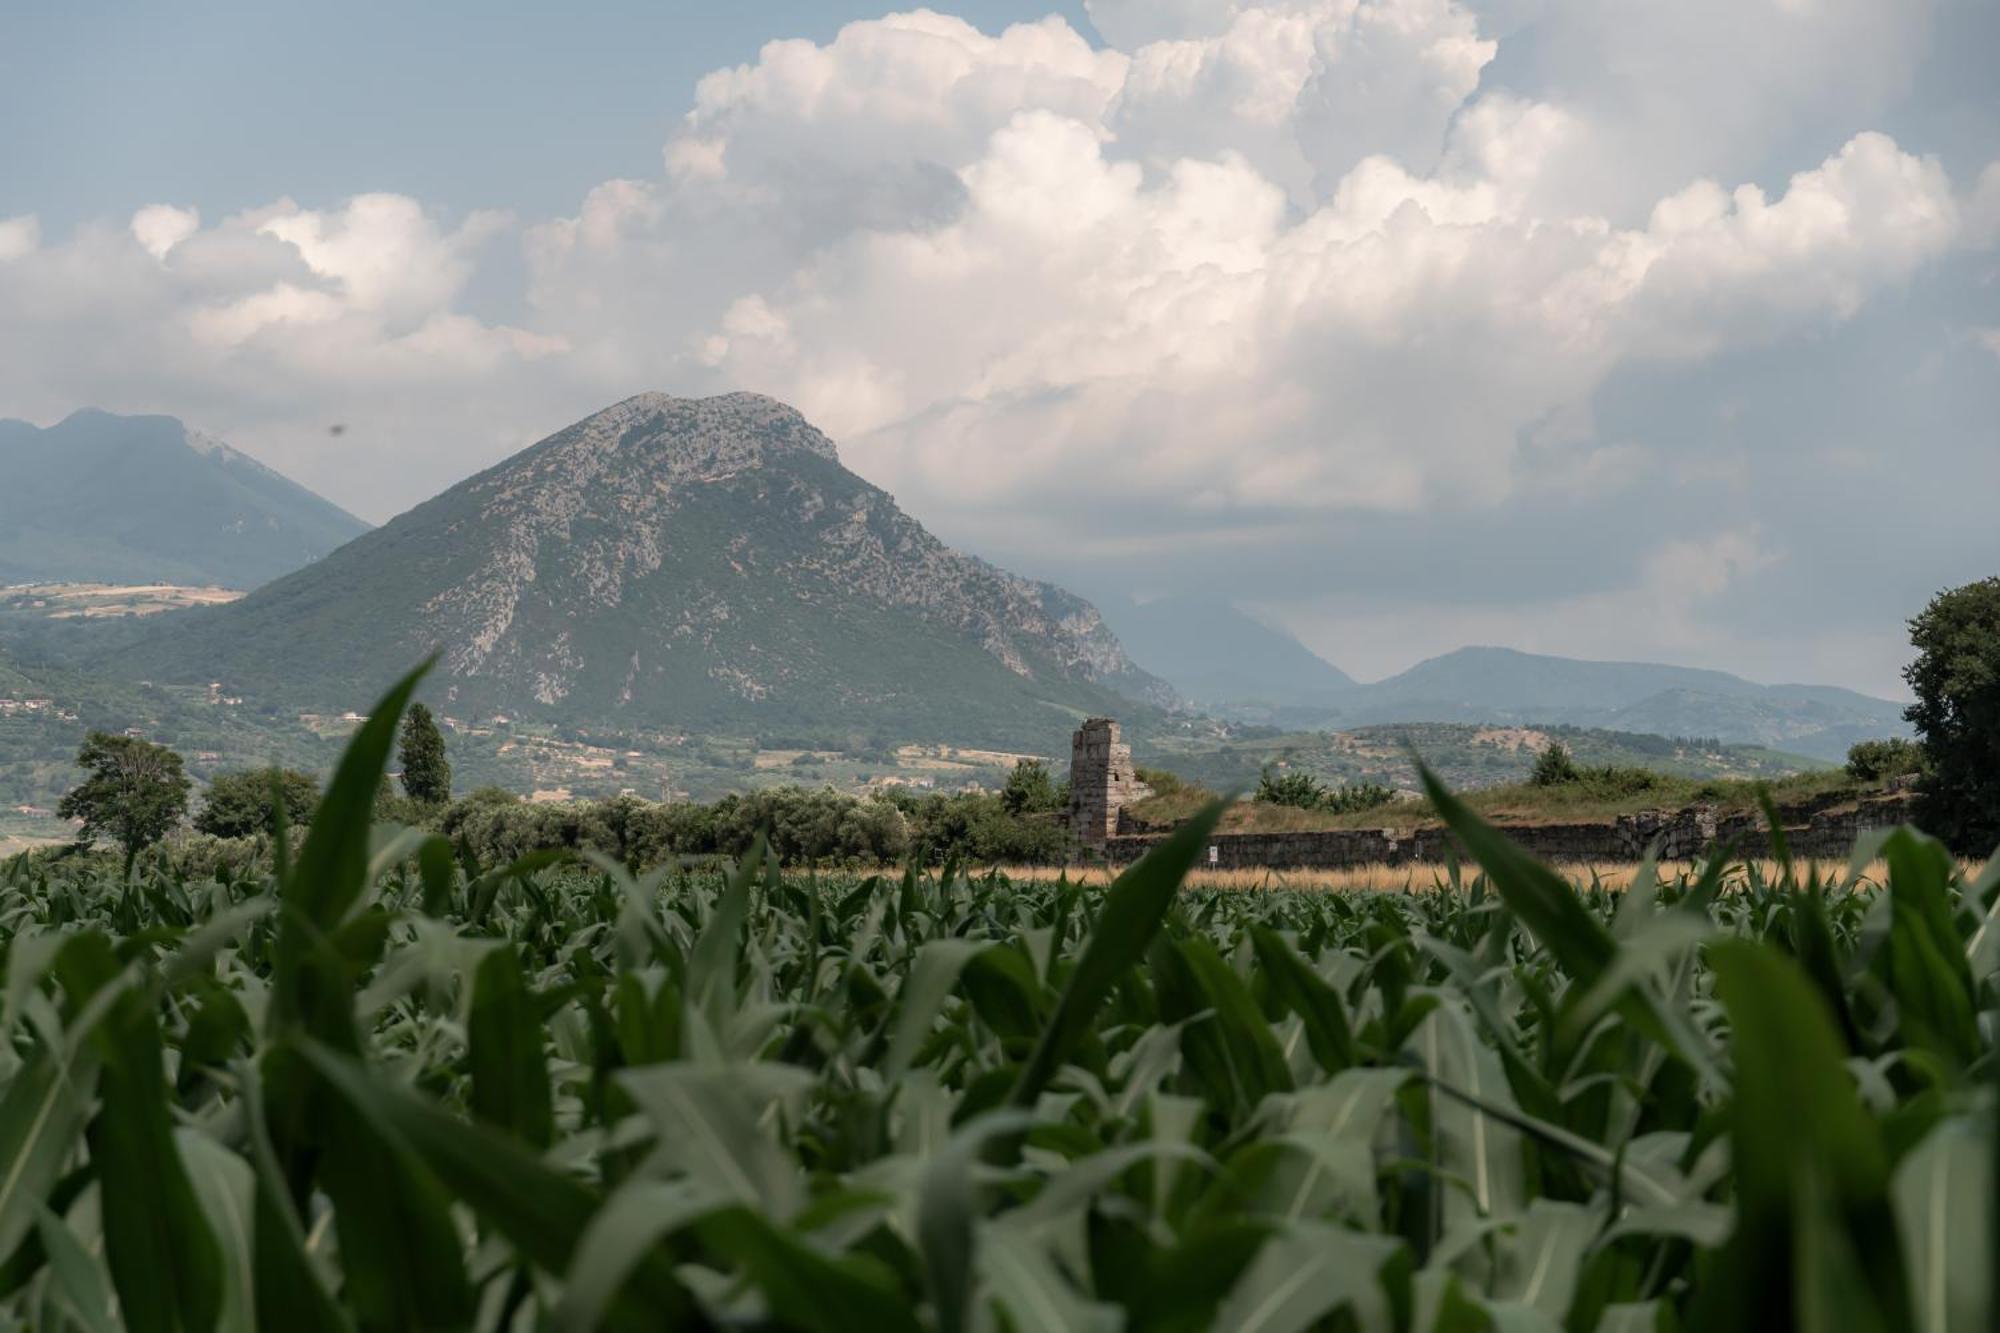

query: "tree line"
(50, 699), (1082, 868)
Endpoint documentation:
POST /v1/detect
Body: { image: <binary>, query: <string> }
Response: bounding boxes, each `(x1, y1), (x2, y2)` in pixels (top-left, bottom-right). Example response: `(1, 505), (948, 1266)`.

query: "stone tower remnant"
(1069, 717), (1150, 846)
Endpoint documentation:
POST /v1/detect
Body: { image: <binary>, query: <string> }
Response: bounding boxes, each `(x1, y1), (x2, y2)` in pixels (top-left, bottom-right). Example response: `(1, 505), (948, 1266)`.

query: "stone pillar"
(1068, 718), (1149, 846)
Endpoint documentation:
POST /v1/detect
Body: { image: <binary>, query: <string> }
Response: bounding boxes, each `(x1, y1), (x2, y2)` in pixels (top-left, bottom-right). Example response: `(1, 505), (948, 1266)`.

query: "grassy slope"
(1131, 721), (1864, 832)
(1138, 720), (1825, 795)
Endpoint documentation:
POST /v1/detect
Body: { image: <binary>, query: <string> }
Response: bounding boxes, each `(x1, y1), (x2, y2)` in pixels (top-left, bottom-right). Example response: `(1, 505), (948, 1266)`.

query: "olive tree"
(194, 767), (320, 838)
(57, 731), (191, 861)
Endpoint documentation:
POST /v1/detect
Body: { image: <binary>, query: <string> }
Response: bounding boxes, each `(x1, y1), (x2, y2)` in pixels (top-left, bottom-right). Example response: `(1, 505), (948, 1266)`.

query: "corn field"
(0, 667), (1993, 1332)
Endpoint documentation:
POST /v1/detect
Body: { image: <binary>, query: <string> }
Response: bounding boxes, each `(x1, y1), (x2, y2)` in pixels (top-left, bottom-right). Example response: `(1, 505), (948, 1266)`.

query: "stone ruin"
(1069, 718), (1151, 846)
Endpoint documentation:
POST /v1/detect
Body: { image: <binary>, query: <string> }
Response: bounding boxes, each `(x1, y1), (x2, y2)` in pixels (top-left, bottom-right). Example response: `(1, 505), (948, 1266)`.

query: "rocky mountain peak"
(113, 392), (1168, 747)
(508, 391), (839, 488)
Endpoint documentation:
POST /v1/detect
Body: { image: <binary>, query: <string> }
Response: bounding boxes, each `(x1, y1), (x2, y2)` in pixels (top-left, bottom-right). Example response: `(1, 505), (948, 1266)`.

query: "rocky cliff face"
(112, 392), (1169, 744)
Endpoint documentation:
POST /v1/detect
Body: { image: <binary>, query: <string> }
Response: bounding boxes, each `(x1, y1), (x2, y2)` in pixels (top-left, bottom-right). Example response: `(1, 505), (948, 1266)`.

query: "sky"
(2, 0), (1996, 698)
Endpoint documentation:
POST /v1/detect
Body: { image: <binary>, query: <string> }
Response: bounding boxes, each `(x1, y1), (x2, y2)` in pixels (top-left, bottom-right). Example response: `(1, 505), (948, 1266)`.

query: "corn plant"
(0, 664), (1991, 1331)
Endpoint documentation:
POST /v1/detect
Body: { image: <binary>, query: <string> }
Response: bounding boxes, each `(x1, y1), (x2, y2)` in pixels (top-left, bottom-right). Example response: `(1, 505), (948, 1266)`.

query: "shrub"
(1000, 758), (1063, 816)
(905, 790), (1074, 865)
(1256, 767), (1327, 809)
(1255, 768), (1395, 815)
(1530, 742), (1580, 787)
(1322, 782), (1396, 815)
(1844, 737), (1925, 783)
(710, 787), (910, 864)
(194, 767), (320, 838)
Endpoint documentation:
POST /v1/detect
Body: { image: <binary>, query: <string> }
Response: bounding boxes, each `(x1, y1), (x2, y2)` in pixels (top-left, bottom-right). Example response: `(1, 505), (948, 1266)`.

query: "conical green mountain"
(110, 392), (1169, 744)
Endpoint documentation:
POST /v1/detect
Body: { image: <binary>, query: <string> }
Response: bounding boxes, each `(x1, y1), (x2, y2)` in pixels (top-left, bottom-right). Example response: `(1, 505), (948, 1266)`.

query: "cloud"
(0, 216), (38, 261)
(0, 1), (1991, 692)
(0, 195), (571, 506)
(129, 205), (199, 260)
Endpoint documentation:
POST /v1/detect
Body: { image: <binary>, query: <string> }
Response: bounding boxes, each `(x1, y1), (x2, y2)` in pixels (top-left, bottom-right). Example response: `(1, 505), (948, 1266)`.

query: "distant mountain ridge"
(103, 392), (1170, 746)
(0, 409), (368, 588)
(1099, 595), (1355, 706)
(1221, 645), (1908, 762)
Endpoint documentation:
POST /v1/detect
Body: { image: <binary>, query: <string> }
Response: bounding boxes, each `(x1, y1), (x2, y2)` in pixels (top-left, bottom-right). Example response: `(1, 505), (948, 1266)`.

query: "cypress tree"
(398, 703), (452, 806)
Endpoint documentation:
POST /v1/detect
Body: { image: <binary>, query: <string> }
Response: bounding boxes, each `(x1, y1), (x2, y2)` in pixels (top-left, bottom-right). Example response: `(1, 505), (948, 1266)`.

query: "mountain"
(0, 409), (369, 588)
(1248, 646), (1909, 761)
(1098, 595), (1355, 706)
(103, 392), (1170, 746)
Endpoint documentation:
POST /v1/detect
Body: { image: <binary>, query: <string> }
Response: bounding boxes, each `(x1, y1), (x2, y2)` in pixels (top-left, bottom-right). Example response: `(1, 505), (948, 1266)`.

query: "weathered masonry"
(1068, 716), (1914, 868)
(1101, 793), (1915, 869)
(1068, 718), (1151, 845)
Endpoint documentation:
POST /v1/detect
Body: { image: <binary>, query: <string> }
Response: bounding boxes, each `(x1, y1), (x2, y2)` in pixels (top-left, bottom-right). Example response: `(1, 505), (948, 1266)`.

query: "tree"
(194, 767), (320, 838)
(1000, 758), (1062, 815)
(398, 703), (452, 806)
(1904, 577), (2000, 851)
(57, 731), (190, 860)
(1530, 742), (1580, 787)
(1843, 738), (1924, 784)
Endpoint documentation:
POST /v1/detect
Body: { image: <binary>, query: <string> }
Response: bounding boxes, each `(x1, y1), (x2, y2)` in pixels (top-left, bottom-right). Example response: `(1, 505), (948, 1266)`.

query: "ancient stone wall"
(1068, 718), (1150, 845)
(1101, 793), (1917, 870)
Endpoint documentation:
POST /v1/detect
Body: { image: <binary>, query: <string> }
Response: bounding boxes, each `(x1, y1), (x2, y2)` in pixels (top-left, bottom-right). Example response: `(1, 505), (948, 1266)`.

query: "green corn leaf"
(695, 1204), (924, 1333)
(1880, 829), (1980, 1069)
(468, 945), (555, 1148)
(978, 1223), (1123, 1333)
(54, 931), (222, 1333)
(555, 1179), (719, 1333)
(1410, 999), (1527, 1229)
(1010, 799), (1228, 1109)
(916, 1111), (1038, 1333)
(1174, 933), (1294, 1105)
(1891, 1115), (1990, 1333)
(1417, 766), (1614, 981)
(270, 661), (431, 1044)
(1694, 941), (1910, 1333)
(686, 837), (761, 1020)
(616, 1064), (808, 1217)
(416, 835), (458, 918)
(1250, 926), (1359, 1073)
(36, 1205), (119, 1333)
(294, 1038), (696, 1329)
(883, 938), (984, 1081)
(313, 1068), (475, 1331)
(1210, 1220), (1405, 1333)
(1489, 1200), (1596, 1321)
(174, 1130), (257, 1333)
(1418, 765), (1722, 1086)
(0, 1045), (100, 1268)
(962, 943), (1049, 1044)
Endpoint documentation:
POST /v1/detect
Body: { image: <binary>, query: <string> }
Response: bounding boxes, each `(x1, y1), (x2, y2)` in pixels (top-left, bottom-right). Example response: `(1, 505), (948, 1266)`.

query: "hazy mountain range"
(1121, 627), (1910, 762)
(0, 410), (368, 587)
(0, 398), (1912, 764)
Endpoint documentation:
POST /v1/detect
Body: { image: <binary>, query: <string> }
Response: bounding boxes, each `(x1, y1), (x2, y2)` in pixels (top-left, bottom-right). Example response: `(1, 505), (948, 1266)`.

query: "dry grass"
(990, 857), (1988, 894)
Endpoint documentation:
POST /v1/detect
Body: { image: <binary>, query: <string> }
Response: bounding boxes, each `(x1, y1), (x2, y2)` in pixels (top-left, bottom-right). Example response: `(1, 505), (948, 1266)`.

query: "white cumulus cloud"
(0, 0), (1992, 690)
